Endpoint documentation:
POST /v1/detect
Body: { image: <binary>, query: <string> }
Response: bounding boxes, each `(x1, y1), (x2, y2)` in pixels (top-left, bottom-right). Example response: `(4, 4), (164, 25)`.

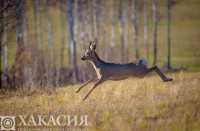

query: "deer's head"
(81, 41), (97, 61)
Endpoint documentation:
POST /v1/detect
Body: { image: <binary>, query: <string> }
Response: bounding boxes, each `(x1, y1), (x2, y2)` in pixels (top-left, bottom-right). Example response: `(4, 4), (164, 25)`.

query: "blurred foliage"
(3, 0), (200, 70)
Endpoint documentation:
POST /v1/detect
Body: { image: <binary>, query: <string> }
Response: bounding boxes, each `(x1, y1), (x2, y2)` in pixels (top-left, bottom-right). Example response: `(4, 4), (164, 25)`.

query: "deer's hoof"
(164, 78), (173, 82)
(82, 98), (87, 101)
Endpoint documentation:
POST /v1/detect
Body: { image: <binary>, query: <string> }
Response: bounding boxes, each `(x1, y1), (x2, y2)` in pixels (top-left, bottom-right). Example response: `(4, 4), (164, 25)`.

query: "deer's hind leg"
(147, 66), (173, 82)
(76, 79), (93, 93)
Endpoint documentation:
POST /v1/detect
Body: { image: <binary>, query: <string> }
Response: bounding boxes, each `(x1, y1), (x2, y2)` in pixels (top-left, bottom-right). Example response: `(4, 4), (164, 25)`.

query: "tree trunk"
(67, 0), (78, 82)
(0, 0), (5, 69)
(132, 0), (139, 60)
(152, 0), (158, 65)
(144, 0), (149, 60)
(44, 0), (54, 87)
(1, 0), (8, 87)
(16, 0), (25, 49)
(92, 0), (98, 39)
(111, 0), (116, 48)
(33, 0), (42, 49)
(109, 0), (116, 62)
(44, 0), (53, 52)
(167, 0), (172, 69)
(59, 0), (66, 68)
(119, 0), (127, 63)
(14, 0), (25, 88)
(0, 1), (3, 48)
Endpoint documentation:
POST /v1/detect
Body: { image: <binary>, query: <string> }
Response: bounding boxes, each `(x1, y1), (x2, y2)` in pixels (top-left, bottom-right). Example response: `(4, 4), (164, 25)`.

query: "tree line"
(0, 0), (175, 89)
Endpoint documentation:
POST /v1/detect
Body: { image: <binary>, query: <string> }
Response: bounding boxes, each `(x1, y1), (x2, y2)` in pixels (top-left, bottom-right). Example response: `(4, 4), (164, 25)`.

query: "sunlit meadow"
(1, 72), (200, 131)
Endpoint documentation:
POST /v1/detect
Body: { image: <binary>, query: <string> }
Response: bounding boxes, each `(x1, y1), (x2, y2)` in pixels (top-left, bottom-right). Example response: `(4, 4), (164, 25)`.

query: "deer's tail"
(137, 58), (148, 66)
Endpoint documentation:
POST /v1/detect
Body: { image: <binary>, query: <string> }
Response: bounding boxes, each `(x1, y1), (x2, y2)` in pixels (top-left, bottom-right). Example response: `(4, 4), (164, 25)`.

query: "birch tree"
(119, 0), (128, 63)
(92, 0), (98, 39)
(143, 0), (149, 60)
(111, 0), (116, 48)
(0, 0), (4, 51)
(166, 0), (172, 69)
(59, 0), (66, 67)
(33, 0), (42, 49)
(152, 0), (158, 65)
(44, 0), (53, 53)
(44, 0), (54, 87)
(67, 0), (78, 82)
(16, 0), (25, 49)
(0, 0), (8, 87)
(14, 0), (25, 87)
(0, 0), (7, 72)
(132, 0), (139, 60)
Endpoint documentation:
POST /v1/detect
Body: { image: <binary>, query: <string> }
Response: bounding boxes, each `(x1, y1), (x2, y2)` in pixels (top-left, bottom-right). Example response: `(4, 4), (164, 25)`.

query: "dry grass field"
(0, 71), (200, 131)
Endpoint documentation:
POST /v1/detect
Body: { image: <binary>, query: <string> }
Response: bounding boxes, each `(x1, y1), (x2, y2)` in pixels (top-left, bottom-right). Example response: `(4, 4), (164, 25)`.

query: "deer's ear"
(89, 42), (93, 50)
(89, 41), (96, 50)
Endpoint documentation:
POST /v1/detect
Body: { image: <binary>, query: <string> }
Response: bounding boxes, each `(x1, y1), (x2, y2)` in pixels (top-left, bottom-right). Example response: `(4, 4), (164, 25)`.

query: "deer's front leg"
(76, 79), (93, 93)
(148, 66), (173, 82)
(83, 78), (104, 101)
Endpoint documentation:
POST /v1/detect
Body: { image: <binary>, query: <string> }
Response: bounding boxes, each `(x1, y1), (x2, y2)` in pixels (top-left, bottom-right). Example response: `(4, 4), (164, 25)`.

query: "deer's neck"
(89, 53), (104, 79)
(89, 52), (104, 68)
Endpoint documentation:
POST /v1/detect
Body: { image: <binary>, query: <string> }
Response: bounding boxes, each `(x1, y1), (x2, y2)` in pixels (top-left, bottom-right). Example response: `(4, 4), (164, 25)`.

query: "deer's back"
(101, 63), (148, 80)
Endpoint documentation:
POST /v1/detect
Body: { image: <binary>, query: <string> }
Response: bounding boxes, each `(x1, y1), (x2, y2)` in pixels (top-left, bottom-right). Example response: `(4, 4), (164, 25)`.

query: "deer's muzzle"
(81, 56), (87, 60)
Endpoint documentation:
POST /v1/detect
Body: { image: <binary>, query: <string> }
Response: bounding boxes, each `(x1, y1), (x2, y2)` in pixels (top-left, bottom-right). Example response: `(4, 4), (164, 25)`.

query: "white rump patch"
(137, 58), (147, 66)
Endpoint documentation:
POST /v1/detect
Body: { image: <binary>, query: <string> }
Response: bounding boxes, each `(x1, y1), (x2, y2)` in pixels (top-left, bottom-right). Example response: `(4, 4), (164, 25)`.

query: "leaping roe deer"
(76, 40), (173, 101)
